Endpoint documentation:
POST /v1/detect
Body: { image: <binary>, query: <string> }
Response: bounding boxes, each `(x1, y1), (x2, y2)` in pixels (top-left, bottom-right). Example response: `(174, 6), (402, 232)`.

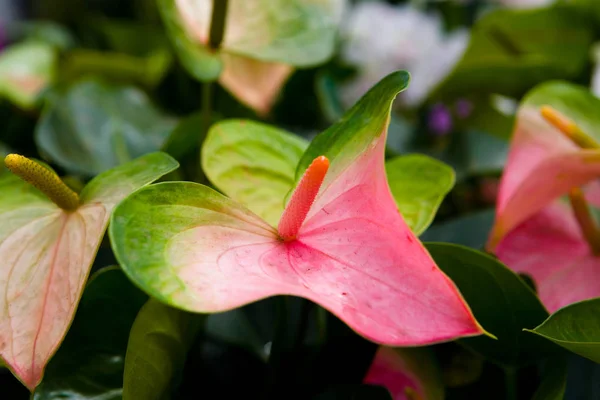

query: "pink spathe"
(364, 347), (422, 400)
(166, 133), (483, 345)
(489, 107), (600, 250)
(496, 199), (600, 313)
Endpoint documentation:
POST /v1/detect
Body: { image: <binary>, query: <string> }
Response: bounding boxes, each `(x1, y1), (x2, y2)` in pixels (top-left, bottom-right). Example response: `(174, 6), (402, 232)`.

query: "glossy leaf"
(527, 298), (600, 363)
(426, 243), (556, 367)
(33, 267), (147, 400)
(385, 154), (455, 235)
(0, 41), (56, 109)
(531, 357), (567, 400)
(364, 347), (444, 400)
(433, 5), (594, 100)
(35, 79), (177, 176)
(489, 82), (600, 249)
(111, 71), (484, 347)
(202, 119), (308, 226)
(0, 152), (178, 389)
(420, 209), (495, 249)
(123, 299), (203, 400)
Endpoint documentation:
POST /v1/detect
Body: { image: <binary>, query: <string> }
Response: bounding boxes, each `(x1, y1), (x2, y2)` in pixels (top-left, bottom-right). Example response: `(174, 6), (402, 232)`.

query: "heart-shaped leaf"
(0, 41), (56, 109)
(202, 119), (308, 226)
(110, 71), (484, 347)
(426, 243), (557, 367)
(526, 298), (600, 363)
(433, 4), (595, 100)
(33, 267), (148, 400)
(123, 299), (203, 400)
(0, 152), (178, 390)
(35, 79), (178, 176)
(385, 154), (455, 236)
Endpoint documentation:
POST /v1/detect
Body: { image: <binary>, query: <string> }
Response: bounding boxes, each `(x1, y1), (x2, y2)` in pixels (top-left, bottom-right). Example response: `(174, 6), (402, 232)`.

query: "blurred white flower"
(497, 0), (554, 8)
(339, 1), (468, 108)
(591, 43), (600, 98)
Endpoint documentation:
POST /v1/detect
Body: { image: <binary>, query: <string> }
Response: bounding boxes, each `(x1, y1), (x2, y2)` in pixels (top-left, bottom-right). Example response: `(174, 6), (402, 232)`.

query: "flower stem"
(569, 188), (600, 256)
(4, 154), (79, 211)
(208, 0), (229, 50)
(504, 367), (518, 400)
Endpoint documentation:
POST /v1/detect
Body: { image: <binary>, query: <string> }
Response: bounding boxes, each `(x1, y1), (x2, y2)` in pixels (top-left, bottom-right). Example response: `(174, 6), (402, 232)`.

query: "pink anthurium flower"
(163, 0), (344, 115)
(489, 82), (600, 312)
(364, 347), (444, 400)
(110, 71), (485, 346)
(495, 195), (600, 312)
(487, 105), (600, 251)
(0, 152), (177, 390)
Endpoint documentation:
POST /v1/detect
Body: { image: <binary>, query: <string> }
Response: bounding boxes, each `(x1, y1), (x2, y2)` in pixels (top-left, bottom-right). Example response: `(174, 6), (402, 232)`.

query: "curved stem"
(569, 188), (600, 256)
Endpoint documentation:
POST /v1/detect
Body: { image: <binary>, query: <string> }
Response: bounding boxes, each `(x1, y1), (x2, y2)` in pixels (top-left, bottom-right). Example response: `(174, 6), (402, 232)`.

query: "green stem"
(209, 0), (229, 50)
(504, 367), (518, 400)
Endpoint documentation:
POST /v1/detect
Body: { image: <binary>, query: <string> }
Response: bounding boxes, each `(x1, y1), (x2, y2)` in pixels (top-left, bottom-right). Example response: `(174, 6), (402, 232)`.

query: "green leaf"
(521, 80), (600, 144)
(202, 119), (308, 226)
(123, 299), (203, 400)
(218, 0), (343, 67)
(0, 41), (56, 109)
(161, 112), (206, 160)
(60, 49), (172, 88)
(15, 21), (76, 51)
(386, 154), (455, 235)
(35, 79), (178, 176)
(433, 5), (594, 100)
(33, 267), (147, 400)
(531, 357), (568, 400)
(156, 0), (222, 82)
(297, 71), (410, 181)
(426, 243), (556, 367)
(526, 298), (600, 363)
(80, 151), (179, 206)
(420, 209), (495, 250)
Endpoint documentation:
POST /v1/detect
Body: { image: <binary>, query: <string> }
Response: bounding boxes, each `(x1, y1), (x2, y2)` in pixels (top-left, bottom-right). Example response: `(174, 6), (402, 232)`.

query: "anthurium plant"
(4, 0), (600, 399)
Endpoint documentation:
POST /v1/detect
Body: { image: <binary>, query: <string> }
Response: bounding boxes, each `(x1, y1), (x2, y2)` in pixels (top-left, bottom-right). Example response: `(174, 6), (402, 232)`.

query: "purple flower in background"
(0, 24), (6, 50)
(428, 103), (453, 136)
(455, 98), (474, 119)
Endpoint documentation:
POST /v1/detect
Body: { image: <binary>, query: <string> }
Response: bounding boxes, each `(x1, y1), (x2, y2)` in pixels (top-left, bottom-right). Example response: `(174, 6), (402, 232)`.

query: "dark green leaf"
(33, 267), (147, 400)
(532, 357), (567, 400)
(420, 209), (495, 249)
(35, 79), (177, 176)
(526, 298), (600, 363)
(161, 112), (205, 160)
(123, 299), (204, 400)
(433, 5), (594, 100)
(426, 243), (557, 367)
